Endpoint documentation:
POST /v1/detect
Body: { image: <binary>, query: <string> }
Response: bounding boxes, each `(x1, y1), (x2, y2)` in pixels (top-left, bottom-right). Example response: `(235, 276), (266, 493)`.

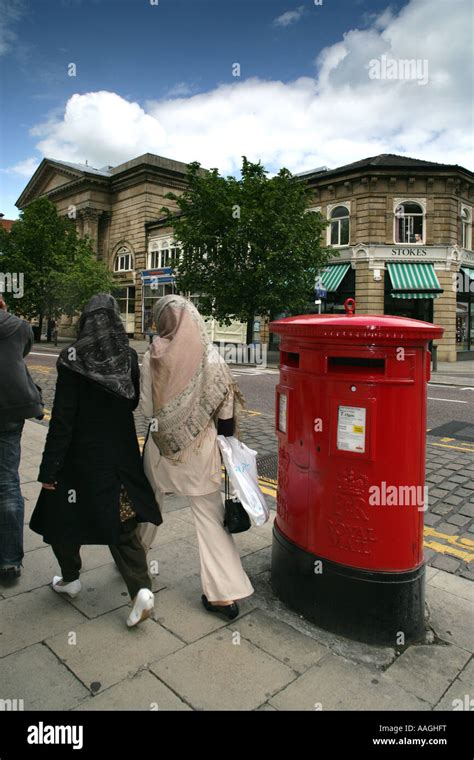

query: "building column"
(433, 267), (457, 362)
(355, 262), (385, 315)
(79, 208), (102, 255)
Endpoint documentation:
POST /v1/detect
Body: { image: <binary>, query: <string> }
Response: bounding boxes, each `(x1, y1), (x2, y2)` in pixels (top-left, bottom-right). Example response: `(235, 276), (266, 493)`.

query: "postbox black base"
(272, 524), (426, 646)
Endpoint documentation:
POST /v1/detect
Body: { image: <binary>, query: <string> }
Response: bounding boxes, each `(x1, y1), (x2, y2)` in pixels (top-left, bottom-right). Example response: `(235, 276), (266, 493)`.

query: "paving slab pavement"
(0, 420), (472, 712)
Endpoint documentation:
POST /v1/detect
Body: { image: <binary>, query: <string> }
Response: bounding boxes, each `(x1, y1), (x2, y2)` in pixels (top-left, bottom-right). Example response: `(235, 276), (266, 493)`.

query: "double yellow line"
(118, 436), (474, 563)
(428, 437), (474, 454)
(424, 526), (474, 562)
(27, 364), (52, 374)
(254, 477), (474, 564)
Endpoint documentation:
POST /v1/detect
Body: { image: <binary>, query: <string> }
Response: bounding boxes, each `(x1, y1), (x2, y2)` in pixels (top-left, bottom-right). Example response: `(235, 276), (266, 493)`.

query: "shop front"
(141, 268), (176, 335)
(318, 262), (355, 314)
(383, 261), (442, 324)
(456, 265), (474, 356)
(140, 268), (247, 343)
(310, 247), (465, 361)
(115, 285), (136, 335)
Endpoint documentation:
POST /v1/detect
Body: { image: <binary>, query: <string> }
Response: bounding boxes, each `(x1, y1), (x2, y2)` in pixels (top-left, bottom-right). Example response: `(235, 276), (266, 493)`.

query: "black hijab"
(57, 294), (136, 400)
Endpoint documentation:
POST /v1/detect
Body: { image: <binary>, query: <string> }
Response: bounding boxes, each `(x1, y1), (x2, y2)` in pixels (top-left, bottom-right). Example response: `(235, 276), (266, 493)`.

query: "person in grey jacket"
(0, 296), (43, 582)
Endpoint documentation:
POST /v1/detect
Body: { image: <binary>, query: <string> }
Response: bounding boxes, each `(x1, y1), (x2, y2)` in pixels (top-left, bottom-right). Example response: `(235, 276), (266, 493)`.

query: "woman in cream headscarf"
(139, 295), (254, 619)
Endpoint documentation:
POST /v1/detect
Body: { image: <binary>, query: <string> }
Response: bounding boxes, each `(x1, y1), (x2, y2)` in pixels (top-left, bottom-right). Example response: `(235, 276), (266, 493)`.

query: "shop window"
(394, 202), (425, 244)
(456, 268), (474, 351)
(142, 282), (176, 333)
(461, 207), (472, 250)
(114, 246), (133, 272)
(329, 205), (350, 246)
(115, 286), (136, 334)
(456, 301), (470, 351)
(321, 266), (355, 314)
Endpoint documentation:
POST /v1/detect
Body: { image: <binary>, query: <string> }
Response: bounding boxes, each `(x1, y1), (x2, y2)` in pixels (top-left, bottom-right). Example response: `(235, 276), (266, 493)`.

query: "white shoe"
(127, 588), (154, 628)
(52, 575), (82, 598)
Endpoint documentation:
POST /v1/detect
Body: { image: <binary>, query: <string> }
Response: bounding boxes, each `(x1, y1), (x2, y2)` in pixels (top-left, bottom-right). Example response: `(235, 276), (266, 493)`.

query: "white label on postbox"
(337, 406), (366, 453)
(278, 393), (287, 434)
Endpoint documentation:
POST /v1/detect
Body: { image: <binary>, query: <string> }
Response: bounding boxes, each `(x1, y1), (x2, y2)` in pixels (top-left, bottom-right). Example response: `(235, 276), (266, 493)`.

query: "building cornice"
(304, 170), (474, 200)
(110, 165), (189, 194)
(16, 154), (201, 209)
(330, 244), (471, 270)
(299, 159), (474, 186)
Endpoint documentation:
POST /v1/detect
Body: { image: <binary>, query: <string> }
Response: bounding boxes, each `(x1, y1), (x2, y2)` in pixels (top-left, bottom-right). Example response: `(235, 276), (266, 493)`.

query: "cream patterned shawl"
(149, 295), (243, 457)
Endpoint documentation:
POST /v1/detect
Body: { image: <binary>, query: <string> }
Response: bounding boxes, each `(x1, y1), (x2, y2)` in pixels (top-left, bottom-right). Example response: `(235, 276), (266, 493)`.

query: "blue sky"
(1, 0), (472, 218)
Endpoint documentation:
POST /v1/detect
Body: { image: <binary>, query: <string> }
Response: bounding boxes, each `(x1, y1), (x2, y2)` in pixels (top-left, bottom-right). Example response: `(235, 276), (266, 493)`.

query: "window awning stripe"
(320, 263), (351, 292)
(461, 266), (474, 281)
(391, 291), (440, 299)
(387, 262), (442, 299)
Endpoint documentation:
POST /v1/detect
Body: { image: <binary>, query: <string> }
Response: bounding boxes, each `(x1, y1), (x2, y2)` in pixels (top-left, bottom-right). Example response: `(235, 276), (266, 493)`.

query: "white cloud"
(0, 0), (24, 56)
(30, 91), (166, 167)
(273, 6), (305, 28)
(5, 157), (40, 177)
(166, 82), (196, 98)
(13, 0), (474, 180)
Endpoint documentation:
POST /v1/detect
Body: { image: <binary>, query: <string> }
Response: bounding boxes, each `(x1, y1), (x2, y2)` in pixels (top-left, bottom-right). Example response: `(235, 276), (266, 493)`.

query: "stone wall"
(311, 175), (472, 248)
(354, 262), (385, 315)
(433, 268), (458, 362)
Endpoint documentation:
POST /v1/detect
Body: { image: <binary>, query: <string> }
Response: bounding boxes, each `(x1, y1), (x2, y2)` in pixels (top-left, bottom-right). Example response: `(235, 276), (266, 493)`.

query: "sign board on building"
(141, 268), (174, 286)
(365, 246), (453, 261)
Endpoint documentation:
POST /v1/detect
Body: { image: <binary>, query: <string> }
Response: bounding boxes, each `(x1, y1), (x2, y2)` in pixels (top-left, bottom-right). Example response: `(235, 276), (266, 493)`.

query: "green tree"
(163, 157), (332, 342)
(0, 198), (115, 339)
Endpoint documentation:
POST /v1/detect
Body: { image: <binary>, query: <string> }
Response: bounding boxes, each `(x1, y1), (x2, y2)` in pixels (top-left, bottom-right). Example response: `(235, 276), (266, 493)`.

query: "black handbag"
(33, 382), (45, 421)
(223, 469), (251, 534)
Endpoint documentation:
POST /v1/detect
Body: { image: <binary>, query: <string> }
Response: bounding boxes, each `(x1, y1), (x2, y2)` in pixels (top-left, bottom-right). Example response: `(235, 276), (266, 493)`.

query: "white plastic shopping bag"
(217, 435), (269, 527)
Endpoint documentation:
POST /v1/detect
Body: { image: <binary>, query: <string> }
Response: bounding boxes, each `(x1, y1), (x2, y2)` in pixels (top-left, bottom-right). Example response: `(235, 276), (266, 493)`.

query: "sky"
(0, 0), (472, 219)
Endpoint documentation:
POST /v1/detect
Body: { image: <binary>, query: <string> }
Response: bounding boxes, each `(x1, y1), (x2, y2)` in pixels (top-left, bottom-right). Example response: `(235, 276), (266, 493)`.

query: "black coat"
(30, 351), (162, 545)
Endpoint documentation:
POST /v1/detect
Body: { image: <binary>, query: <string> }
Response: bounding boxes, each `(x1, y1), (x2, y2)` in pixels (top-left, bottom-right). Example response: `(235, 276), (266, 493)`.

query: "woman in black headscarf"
(30, 294), (162, 627)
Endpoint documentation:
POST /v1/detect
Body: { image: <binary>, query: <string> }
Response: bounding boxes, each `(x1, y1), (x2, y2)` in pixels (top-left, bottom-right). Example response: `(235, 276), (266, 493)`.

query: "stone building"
(16, 153), (247, 343)
(303, 154), (474, 361)
(16, 154), (194, 336)
(17, 152), (474, 360)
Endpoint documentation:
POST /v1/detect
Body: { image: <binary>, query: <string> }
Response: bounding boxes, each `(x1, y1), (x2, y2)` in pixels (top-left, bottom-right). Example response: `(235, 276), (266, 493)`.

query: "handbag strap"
(224, 468), (230, 500)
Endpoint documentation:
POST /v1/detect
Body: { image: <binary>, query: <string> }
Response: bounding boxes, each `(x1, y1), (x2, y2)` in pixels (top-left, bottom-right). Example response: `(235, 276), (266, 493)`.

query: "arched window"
(329, 205), (350, 246)
(114, 246), (133, 272)
(394, 202), (425, 244)
(461, 207), (472, 250)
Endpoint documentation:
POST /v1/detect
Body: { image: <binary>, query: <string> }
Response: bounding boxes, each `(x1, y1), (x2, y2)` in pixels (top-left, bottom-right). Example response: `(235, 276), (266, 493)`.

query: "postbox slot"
(327, 356), (385, 375)
(281, 351), (300, 368)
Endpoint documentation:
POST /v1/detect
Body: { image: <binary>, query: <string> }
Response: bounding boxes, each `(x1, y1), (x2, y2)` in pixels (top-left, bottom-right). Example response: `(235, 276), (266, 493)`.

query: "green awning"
(461, 266), (474, 281)
(387, 262), (443, 300)
(320, 263), (351, 292)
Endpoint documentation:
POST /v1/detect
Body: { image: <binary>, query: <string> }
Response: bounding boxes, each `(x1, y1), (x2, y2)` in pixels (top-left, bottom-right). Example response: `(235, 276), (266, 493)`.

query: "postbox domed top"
(269, 313), (444, 344)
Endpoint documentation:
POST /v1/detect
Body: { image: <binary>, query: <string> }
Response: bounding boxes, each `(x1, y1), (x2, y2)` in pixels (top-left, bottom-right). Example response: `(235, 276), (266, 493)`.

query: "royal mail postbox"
(269, 299), (443, 645)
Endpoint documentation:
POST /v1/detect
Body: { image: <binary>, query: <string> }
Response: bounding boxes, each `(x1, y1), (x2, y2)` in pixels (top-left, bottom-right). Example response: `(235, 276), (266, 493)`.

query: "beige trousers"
(139, 489), (254, 603)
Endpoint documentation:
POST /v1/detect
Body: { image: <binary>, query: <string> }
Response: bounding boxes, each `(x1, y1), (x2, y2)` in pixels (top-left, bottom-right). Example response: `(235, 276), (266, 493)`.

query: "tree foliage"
(0, 198), (115, 334)
(162, 157), (331, 336)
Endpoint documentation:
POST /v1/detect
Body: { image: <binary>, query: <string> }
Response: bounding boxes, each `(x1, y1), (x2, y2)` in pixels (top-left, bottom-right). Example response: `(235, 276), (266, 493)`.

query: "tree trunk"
(37, 314), (43, 342)
(246, 315), (254, 345)
(46, 318), (52, 343)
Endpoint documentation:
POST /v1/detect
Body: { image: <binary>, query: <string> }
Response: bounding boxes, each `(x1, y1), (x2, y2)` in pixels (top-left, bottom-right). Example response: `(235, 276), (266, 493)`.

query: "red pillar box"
(269, 299), (443, 645)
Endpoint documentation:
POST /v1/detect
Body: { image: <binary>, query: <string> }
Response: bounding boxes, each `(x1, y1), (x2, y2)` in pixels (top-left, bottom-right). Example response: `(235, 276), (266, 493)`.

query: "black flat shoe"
(0, 567), (21, 583)
(201, 594), (240, 620)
